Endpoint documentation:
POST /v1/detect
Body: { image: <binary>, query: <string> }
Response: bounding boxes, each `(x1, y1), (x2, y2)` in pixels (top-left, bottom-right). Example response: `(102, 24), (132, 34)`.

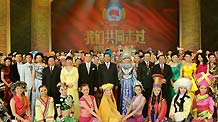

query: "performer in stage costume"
(147, 74), (167, 122)
(79, 84), (101, 122)
(10, 81), (33, 122)
(0, 98), (11, 122)
(169, 78), (192, 122)
(35, 85), (55, 122)
(118, 52), (137, 115)
(192, 72), (214, 122)
(99, 83), (122, 122)
(122, 82), (146, 122)
(56, 82), (77, 122)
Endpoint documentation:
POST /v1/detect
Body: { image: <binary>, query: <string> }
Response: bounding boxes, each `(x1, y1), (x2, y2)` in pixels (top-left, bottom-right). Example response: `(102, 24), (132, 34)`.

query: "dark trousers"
(142, 88), (152, 117)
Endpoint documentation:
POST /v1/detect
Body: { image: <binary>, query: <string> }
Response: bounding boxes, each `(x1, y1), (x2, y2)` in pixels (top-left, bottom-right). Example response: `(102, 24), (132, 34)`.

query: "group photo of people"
(0, 48), (217, 122)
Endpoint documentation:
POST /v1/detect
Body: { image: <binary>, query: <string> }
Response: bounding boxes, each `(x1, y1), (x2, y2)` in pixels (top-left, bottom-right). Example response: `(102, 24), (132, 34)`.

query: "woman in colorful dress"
(192, 72), (214, 122)
(196, 53), (209, 74)
(79, 84), (101, 122)
(147, 74), (167, 122)
(169, 52), (182, 104)
(56, 82), (77, 122)
(99, 83), (122, 122)
(169, 78), (192, 122)
(10, 81), (33, 122)
(32, 52), (46, 116)
(35, 85), (55, 122)
(60, 56), (80, 118)
(122, 83), (146, 122)
(1, 57), (13, 109)
(0, 98), (11, 122)
(118, 52), (137, 115)
(181, 51), (198, 100)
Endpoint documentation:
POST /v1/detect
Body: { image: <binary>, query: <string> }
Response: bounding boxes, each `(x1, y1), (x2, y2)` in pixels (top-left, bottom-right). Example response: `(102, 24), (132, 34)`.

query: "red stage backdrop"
(51, 0), (179, 52)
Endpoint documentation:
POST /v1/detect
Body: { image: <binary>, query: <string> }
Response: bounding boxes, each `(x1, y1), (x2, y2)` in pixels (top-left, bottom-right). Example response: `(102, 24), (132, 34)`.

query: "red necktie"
(50, 67), (53, 75)
(161, 65), (164, 73)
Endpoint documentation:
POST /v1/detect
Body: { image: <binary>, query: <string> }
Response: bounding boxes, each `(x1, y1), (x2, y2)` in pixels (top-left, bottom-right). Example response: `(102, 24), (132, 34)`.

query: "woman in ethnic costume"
(196, 53), (209, 74)
(10, 81), (33, 122)
(56, 82), (77, 122)
(99, 83), (122, 122)
(169, 78), (192, 122)
(147, 74), (167, 122)
(118, 52), (137, 115)
(35, 85), (55, 122)
(79, 84), (101, 122)
(192, 72), (214, 122)
(123, 83), (146, 122)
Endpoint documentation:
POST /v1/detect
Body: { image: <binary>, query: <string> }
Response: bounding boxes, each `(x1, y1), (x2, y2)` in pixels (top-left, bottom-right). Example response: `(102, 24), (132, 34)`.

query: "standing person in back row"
(137, 51), (154, 117)
(78, 53), (98, 95)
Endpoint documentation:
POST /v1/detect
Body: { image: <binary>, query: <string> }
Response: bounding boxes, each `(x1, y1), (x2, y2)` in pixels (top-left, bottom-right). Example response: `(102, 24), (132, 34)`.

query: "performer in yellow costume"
(99, 83), (122, 122)
(181, 51), (198, 100)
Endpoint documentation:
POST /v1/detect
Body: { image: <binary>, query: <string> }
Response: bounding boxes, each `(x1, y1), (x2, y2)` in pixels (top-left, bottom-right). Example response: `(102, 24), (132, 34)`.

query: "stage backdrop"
(52, 0), (179, 52)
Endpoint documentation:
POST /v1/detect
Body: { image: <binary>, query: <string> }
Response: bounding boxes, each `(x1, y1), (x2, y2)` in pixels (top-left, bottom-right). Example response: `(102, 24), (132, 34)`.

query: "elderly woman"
(10, 81), (33, 122)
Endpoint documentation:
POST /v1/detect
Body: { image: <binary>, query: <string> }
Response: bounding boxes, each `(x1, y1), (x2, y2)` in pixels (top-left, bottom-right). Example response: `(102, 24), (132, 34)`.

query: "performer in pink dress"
(79, 84), (101, 122)
(192, 72), (214, 122)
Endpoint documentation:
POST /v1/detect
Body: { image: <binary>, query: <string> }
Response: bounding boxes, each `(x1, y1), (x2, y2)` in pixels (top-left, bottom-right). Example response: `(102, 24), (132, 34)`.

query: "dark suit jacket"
(10, 63), (20, 83)
(98, 62), (119, 86)
(78, 62), (98, 94)
(137, 61), (154, 89)
(152, 64), (172, 84)
(42, 66), (61, 102)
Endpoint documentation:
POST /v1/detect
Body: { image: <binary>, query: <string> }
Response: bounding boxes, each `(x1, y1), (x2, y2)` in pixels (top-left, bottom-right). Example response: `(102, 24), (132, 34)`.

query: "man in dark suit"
(10, 53), (24, 83)
(152, 55), (172, 116)
(137, 51), (154, 117)
(98, 53), (119, 87)
(42, 56), (61, 103)
(78, 53), (98, 95)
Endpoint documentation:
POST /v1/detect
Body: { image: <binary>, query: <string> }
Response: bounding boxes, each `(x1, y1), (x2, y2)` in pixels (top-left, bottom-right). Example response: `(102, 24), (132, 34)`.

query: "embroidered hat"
(174, 78), (192, 92)
(196, 72), (214, 87)
(101, 83), (114, 90)
(152, 74), (164, 88)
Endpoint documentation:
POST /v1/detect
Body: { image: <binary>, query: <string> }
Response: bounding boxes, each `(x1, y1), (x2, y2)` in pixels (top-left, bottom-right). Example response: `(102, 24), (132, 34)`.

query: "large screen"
(52, 0), (179, 52)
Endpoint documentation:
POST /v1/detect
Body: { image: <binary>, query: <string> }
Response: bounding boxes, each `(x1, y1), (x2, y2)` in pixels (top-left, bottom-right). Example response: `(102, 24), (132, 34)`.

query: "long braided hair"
(173, 90), (189, 112)
(150, 89), (162, 122)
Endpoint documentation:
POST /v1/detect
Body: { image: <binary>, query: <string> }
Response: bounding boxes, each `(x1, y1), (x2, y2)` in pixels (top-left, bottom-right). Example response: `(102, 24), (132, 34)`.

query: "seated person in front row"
(10, 81), (33, 122)
(122, 82), (146, 122)
(147, 74), (167, 122)
(192, 73), (214, 122)
(35, 85), (55, 122)
(56, 82), (77, 122)
(0, 98), (11, 122)
(99, 83), (122, 122)
(169, 78), (192, 122)
(79, 84), (101, 122)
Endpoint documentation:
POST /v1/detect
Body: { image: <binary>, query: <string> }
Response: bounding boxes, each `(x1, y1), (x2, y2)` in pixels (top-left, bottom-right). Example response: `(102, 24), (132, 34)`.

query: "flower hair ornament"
(57, 82), (68, 89)
(101, 83), (114, 90)
(135, 80), (144, 91)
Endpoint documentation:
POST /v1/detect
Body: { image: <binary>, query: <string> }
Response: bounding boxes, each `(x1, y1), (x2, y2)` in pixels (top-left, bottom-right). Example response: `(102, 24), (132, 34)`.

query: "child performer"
(56, 82), (77, 122)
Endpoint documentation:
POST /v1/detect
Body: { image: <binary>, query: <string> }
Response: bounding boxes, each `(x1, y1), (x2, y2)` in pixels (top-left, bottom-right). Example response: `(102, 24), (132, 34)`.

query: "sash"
(39, 97), (50, 119)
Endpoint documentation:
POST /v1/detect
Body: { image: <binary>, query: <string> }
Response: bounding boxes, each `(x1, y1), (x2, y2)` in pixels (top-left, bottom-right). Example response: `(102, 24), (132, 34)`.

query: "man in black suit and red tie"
(152, 55), (172, 116)
(78, 52), (98, 95)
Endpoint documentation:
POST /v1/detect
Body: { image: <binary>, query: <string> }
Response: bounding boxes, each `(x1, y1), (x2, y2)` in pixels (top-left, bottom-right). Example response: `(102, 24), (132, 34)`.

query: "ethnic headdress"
(152, 74), (164, 88)
(196, 72), (214, 87)
(57, 82), (68, 89)
(101, 83), (114, 90)
(174, 78), (192, 92)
